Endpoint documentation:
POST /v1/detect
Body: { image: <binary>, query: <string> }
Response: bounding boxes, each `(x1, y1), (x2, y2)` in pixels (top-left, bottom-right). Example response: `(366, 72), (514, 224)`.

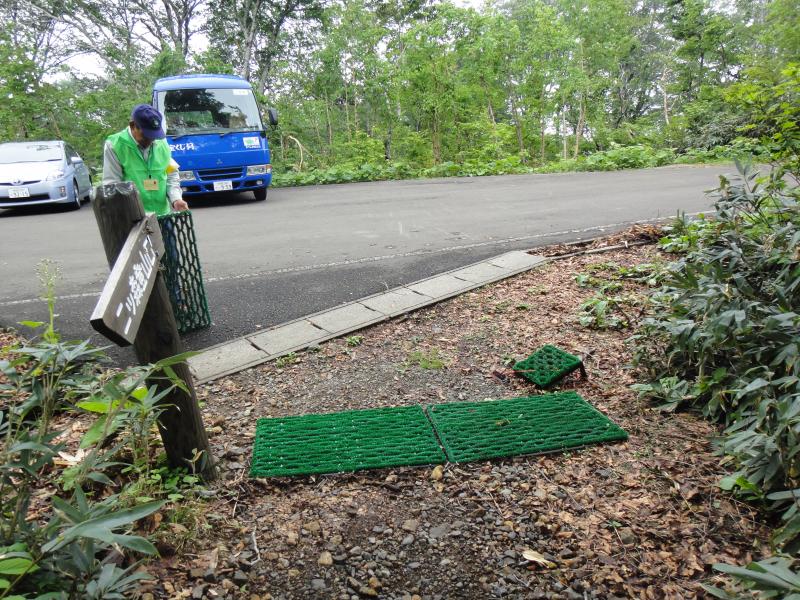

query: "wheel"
(253, 186), (267, 201)
(83, 180), (94, 203)
(70, 179), (81, 210)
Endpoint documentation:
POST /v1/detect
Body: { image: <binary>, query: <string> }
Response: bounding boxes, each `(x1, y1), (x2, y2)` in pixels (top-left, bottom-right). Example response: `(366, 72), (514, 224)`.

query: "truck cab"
(152, 74), (277, 201)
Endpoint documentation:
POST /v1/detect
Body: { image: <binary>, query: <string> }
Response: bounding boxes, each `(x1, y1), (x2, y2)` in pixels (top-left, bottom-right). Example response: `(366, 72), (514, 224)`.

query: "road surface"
(0, 165), (729, 363)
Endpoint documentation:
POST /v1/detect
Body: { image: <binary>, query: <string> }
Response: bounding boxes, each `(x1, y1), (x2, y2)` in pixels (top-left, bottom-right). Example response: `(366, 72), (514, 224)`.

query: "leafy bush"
(633, 160), (799, 490)
(632, 162), (799, 592)
(272, 154), (533, 187)
(582, 144), (675, 170)
(575, 261), (661, 330)
(0, 278), (202, 597)
(632, 62), (800, 598)
(674, 139), (769, 165)
(1, 334), (176, 597)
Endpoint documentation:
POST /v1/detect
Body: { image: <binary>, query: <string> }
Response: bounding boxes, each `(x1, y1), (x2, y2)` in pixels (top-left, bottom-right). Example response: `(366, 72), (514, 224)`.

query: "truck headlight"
(246, 164), (271, 176)
(178, 170), (195, 181)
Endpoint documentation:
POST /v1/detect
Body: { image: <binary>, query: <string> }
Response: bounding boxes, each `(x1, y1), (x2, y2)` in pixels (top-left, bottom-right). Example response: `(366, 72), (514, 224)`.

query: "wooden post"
(93, 183), (216, 480)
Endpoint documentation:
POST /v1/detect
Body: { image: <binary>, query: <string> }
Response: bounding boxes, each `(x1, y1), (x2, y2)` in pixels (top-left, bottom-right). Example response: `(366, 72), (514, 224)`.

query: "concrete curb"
(188, 250), (550, 384)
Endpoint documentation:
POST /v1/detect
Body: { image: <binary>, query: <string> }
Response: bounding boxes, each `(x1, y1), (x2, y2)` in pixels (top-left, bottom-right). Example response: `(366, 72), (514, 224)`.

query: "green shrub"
(582, 144), (675, 171)
(0, 281), (202, 597)
(0, 334), (183, 598)
(633, 62), (800, 598)
(631, 162), (800, 577)
(633, 161), (799, 487)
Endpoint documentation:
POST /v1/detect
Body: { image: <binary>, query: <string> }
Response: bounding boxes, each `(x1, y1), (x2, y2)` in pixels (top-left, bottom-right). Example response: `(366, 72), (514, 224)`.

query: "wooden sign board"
(90, 213), (165, 346)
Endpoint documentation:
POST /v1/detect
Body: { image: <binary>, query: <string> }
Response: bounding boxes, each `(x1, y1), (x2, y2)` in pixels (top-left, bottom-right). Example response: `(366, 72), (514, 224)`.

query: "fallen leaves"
(522, 549), (556, 568)
(141, 241), (770, 599)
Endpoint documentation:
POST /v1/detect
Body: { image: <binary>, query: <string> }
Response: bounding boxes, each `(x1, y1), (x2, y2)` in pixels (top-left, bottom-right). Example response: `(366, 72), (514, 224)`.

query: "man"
(103, 104), (188, 215)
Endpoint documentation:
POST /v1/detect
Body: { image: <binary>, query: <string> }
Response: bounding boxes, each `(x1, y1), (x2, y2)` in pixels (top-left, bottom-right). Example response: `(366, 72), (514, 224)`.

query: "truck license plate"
(213, 180), (233, 191)
(9, 187), (30, 198)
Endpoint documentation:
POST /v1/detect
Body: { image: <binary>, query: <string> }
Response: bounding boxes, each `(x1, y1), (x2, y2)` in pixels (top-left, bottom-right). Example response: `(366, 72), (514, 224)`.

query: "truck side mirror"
(267, 108), (279, 127)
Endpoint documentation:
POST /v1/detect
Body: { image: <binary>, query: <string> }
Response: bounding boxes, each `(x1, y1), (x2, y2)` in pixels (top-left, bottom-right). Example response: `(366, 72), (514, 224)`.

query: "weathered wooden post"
(91, 182), (216, 480)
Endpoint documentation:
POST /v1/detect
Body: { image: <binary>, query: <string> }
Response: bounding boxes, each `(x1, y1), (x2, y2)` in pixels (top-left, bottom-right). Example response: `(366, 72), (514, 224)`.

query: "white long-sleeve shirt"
(102, 127), (182, 203)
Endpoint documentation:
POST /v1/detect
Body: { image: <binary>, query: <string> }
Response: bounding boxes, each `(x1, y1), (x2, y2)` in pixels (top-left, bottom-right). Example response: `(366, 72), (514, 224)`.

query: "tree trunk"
(510, 95), (525, 163)
(432, 111), (441, 164)
(324, 92), (333, 149)
(384, 127), (392, 161)
(344, 85), (352, 142)
(573, 95), (585, 159)
(659, 70), (671, 126)
(540, 117), (546, 163)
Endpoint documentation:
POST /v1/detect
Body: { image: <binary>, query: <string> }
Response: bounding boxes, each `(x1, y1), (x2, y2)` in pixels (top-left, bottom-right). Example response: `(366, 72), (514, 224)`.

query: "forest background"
(1, 0), (798, 186)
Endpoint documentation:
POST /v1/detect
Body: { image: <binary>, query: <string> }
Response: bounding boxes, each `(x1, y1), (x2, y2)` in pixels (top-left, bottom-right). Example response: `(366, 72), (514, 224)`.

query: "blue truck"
(152, 74), (278, 201)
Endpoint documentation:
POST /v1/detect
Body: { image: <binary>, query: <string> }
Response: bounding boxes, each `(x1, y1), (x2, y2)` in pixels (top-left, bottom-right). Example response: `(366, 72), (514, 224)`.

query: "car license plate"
(9, 187), (30, 198)
(213, 180), (233, 191)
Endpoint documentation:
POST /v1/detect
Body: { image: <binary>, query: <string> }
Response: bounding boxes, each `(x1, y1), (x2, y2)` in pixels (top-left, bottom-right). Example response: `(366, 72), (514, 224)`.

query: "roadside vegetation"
(2, 0), (796, 187)
(0, 265), (205, 599)
(629, 64), (800, 596)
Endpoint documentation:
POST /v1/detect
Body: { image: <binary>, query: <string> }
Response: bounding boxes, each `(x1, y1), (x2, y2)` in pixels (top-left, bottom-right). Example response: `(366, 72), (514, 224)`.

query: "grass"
(405, 348), (446, 370)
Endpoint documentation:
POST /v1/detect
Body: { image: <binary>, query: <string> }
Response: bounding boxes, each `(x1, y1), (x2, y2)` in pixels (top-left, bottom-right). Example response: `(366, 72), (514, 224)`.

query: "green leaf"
(0, 556), (38, 575)
(42, 500), (165, 553)
(79, 415), (108, 449)
(18, 320), (45, 329)
(737, 378), (770, 397)
(699, 584), (734, 599)
(76, 400), (112, 414)
(714, 562), (799, 590)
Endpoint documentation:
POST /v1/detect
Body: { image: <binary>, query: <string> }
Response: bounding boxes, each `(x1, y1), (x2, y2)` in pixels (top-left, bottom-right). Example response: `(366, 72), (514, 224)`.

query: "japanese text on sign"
(117, 235), (158, 336)
(90, 214), (165, 346)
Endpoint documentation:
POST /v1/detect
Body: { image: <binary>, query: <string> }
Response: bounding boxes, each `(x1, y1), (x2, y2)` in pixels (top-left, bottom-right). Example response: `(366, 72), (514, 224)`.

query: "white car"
(0, 141), (93, 210)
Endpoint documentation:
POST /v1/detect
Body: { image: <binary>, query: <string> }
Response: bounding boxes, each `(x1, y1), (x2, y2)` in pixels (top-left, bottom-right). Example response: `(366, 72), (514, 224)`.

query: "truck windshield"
(158, 88), (263, 136)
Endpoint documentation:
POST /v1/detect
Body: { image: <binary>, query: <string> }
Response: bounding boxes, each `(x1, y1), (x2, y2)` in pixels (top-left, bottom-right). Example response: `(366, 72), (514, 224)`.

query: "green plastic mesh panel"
(513, 345), (583, 388)
(250, 405), (447, 477)
(426, 392), (627, 463)
(157, 211), (211, 334)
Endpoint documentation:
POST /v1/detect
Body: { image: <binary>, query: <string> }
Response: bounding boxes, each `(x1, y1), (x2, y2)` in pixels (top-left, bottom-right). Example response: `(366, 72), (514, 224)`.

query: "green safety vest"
(107, 128), (171, 215)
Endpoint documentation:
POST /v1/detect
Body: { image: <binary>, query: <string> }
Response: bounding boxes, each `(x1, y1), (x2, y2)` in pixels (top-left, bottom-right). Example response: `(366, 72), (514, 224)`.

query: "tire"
(70, 179), (81, 210)
(83, 179), (93, 203)
(253, 186), (267, 201)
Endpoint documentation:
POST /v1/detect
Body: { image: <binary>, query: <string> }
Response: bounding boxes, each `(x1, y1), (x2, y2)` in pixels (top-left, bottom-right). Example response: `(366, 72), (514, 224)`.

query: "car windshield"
(0, 144), (63, 164)
(159, 88), (263, 136)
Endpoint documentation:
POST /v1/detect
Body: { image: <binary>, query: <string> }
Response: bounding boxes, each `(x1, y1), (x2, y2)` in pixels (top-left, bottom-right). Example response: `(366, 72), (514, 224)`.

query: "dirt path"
(144, 242), (767, 600)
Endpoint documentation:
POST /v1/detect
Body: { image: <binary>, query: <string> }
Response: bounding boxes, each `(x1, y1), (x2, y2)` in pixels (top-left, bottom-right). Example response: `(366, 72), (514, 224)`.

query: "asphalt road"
(0, 165), (728, 364)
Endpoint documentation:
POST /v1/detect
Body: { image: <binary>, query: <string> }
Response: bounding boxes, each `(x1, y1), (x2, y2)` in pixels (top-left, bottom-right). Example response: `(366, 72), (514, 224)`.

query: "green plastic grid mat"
(158, 211), (211, 334)
(513, 345), (584, 388)
(427, 392), (627, 463)
(250, 405), (447, 477)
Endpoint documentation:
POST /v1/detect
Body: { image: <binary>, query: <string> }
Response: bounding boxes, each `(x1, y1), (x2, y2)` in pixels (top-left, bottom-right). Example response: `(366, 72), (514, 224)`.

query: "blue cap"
(131, 104), (166, 140)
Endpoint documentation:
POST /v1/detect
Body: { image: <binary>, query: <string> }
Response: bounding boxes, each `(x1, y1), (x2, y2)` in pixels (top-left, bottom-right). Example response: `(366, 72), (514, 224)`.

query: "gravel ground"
(140, 239), (768, 600)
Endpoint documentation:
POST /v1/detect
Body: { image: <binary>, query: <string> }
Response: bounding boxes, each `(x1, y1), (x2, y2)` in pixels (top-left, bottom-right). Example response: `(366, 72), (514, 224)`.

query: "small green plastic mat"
(158, 211), (211, 334)
(250, 405), (447, 477)
(427, 392), (627, 463)
(513, 345), (584, 388)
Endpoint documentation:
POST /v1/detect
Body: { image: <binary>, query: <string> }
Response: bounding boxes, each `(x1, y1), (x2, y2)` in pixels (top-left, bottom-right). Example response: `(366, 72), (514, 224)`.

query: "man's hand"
(172, 198), (189, 211)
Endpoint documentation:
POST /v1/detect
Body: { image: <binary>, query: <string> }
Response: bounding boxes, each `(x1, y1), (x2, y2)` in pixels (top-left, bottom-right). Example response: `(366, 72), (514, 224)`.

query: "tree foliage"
(0, 0), (797, 180)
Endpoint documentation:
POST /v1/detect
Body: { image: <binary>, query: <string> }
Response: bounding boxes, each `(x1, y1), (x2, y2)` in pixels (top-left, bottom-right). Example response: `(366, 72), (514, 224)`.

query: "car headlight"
(246, 164), (271, 176)
(45, 170), (65, 181)
(178, 170), (195, 181)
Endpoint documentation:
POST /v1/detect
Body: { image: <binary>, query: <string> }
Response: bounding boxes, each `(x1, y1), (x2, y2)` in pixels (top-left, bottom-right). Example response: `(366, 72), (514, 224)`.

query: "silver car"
(0, 141), (93, 210)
